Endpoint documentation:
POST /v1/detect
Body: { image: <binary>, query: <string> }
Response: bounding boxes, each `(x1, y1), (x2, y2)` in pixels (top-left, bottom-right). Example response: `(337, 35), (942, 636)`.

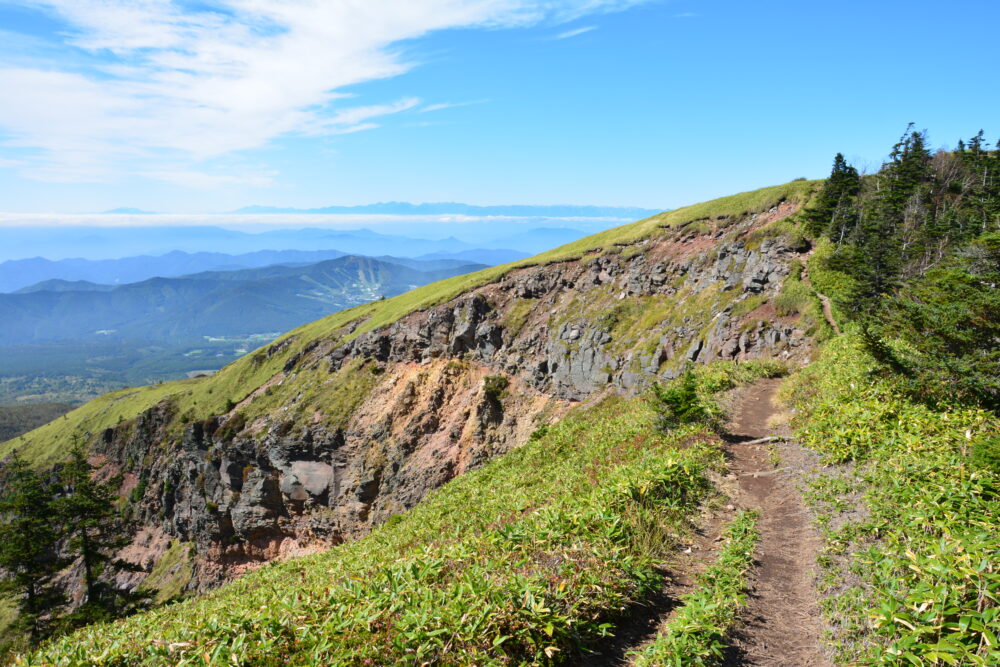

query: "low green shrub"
(651, 370), (708, 432)
(483, 375), (510, 401)
(128, 478), (147, 504)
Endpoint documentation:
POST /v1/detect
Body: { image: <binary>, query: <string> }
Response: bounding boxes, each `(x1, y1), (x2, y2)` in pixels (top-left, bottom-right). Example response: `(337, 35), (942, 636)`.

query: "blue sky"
(0, 0), (997, 214)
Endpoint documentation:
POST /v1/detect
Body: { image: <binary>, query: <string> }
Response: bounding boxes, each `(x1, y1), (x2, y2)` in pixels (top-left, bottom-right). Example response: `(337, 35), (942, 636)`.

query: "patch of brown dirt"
(654, 232), (721, 262)
(738, 301), (800, 329)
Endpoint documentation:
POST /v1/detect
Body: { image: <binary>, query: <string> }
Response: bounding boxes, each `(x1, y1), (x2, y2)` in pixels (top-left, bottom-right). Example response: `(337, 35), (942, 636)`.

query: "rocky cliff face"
(89, 200), (812, 595)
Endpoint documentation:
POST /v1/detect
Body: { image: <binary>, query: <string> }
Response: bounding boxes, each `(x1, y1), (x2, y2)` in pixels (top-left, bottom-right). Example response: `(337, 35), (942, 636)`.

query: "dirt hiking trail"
(579, 379), (830, 666)
(800, 255), (841, 337)
(722, 378), (830, 667)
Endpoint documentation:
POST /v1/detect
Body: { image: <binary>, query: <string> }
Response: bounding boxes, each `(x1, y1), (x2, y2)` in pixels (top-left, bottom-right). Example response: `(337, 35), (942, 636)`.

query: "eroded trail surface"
(723, 379), (830, 667)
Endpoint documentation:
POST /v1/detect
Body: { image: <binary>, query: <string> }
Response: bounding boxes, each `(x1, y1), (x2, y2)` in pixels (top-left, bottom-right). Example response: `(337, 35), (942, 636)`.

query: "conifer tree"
(845, 126), (932, 312)
(57, 443), (128, 615)
(805, 153), (861, 242)
(0, 453), (66, 644)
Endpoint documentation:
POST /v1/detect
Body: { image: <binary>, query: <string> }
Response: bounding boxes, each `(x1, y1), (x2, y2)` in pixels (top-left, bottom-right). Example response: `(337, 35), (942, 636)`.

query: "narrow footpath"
(800, 255), (841, 336)
(580, 380), (831, 666)
(722, 379), (830, 667)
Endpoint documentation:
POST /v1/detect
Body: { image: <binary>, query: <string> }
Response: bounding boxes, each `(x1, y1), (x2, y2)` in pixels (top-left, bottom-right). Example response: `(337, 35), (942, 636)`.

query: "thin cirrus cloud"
(553, 25), (596, 39)
(0, 0), (655, 187)
(420, 99), (490, 113)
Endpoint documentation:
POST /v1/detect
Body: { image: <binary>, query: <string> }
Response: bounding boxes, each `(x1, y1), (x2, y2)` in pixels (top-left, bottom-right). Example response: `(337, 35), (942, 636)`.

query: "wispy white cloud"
(0, 1), (657, 184)
(554, 25), (596, 39)
(300, 98), (422, 136)
(420, 99), (490, 113)
(674, 12), (699, 18)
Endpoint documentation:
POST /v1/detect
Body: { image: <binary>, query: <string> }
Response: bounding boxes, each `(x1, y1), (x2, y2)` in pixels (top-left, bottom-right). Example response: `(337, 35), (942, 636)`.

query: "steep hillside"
(1, 180), (820, 655)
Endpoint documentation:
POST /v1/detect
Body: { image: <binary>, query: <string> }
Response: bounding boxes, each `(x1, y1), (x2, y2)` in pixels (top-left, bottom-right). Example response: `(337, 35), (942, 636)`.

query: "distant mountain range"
(0, 247), (530, 294)
(233, 202), (661, 218)
(415, 249), (527, 265)
(0, 249), (349, 293)
(0, 255), (484, 347)
(101, 208), (157, 215)
(0, 225), (575, 264)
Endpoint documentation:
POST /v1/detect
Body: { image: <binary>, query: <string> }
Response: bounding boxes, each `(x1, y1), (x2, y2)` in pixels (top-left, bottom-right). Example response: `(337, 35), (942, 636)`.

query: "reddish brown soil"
(738, 301), (801, 329)
(723, 379), (830, 667)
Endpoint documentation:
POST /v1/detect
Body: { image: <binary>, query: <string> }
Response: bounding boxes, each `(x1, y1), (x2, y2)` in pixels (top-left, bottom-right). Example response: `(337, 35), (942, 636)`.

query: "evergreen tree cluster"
(809, 126), (1000, 411)
(0, 444), (136, 650)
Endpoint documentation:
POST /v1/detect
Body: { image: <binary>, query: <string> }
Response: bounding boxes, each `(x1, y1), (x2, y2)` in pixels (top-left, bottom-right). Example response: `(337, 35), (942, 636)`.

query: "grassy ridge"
(2, 180), (817, 468)
(785, 332), (1000, 664)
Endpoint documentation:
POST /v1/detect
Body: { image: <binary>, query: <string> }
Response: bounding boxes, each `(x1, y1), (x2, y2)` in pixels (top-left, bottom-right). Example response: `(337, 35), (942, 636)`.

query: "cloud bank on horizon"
(0, 0), (652, 188)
